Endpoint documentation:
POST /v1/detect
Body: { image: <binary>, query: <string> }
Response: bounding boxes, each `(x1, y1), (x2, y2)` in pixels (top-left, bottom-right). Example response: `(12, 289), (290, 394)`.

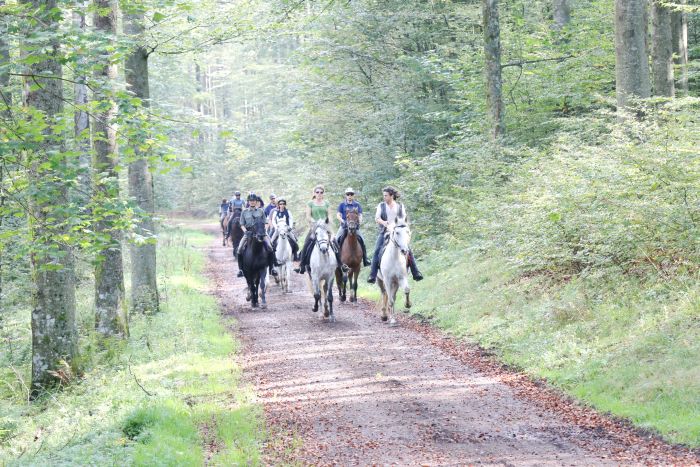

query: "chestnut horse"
(335, 208), (363, 303)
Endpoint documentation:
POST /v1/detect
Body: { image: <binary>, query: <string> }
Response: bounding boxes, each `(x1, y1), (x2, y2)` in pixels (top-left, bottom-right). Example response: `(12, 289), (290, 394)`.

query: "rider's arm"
(288, 211), (295, 226)
(305, 203), (313, 223)
(375, 204), (388, 228)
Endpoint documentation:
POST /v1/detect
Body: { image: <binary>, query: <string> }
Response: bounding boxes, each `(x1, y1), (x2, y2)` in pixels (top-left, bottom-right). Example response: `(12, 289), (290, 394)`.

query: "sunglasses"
(346, 193), (354, 196)
(315, 190), (324, 194)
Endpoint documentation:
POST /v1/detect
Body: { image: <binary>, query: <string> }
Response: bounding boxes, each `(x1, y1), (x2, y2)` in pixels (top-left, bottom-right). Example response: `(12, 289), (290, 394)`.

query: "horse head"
(314, 219), (330, 254)
(345, 208), (359, 233)
(251, 217), (267, 242)
(390, 222), (411, 256)
(276, 218), (289, 239)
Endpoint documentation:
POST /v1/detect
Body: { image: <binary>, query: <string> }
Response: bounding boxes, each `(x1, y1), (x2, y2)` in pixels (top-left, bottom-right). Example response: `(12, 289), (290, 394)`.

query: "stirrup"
(341, 264), (350, 273)
(367, 275), (376, 284)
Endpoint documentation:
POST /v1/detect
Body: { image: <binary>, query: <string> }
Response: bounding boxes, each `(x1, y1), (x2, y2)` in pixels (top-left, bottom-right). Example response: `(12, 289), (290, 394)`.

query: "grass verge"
(0, 223), (262, 466)
(359, 248), (700, 447)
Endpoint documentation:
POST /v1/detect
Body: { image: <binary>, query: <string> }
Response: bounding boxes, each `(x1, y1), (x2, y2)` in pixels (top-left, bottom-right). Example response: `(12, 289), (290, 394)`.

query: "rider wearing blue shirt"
(264, 193), (277, 218)
(229, 191), (245, 213)
(335, 188), (371, 267)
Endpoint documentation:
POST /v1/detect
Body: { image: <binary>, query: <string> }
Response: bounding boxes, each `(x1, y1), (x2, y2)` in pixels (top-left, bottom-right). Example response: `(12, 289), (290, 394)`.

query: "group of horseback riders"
(219, 185), (423, 284)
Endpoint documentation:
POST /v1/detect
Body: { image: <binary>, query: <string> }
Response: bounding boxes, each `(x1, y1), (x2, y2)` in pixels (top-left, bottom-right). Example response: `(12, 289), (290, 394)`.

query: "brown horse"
(335, 208), (363, 302)
(221, 211), (233, 246)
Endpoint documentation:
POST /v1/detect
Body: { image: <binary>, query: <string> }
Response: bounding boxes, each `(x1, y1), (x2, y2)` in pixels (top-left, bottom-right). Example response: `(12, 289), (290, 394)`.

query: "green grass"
(360, 248), (700, 447)
(0, 223), (263, 466)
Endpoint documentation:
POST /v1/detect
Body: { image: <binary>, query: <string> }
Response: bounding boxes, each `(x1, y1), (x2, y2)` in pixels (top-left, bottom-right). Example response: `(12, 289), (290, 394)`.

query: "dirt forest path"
(199, 223), (698, 466)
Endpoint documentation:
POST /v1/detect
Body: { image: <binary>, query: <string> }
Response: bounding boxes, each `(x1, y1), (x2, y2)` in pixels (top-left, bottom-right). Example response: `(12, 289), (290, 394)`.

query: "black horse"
(226, 209), (244, 258)
(238, 217), (268, 308)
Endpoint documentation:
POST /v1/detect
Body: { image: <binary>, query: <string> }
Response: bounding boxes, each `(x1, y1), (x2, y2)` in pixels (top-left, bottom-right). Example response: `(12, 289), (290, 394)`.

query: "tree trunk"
(20, 0), (77, 396)
(0, 0), (10, 305)
(651, 0), (675, 97)
(93, 0), (127, 337)
(671, 1), (689, 95)
(73, 4), (91, 203)
(614, 0), (651, 109)
(483, 0), (504, 139)
(125, 11), (159, 314)
(553, 0), (570, 29)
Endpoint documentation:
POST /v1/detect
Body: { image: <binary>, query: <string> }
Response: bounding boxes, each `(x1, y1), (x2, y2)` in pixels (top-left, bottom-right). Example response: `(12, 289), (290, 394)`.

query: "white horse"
(308, 219), (337, 322)
(376, 222), (412, 325)
(274, 218), (293, 293)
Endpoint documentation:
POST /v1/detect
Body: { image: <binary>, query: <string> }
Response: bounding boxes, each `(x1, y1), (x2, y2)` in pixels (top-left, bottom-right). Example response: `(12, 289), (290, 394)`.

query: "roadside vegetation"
(0, 226), (262, 466)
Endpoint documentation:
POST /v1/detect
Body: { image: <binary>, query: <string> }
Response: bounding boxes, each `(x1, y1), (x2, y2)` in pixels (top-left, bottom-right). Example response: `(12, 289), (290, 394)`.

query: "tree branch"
(501, 54), (575, 69)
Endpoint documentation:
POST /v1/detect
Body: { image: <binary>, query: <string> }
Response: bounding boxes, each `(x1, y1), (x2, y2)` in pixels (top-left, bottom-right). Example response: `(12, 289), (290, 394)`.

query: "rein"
(390, 225), (409, 255)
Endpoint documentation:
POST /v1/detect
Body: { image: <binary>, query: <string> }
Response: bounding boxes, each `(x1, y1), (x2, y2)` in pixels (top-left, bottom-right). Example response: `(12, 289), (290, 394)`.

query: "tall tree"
(614, 0), (651, 109)
(73, 2), (91, 203)
(19, 0), (77, 395)
(671, 0), (689, 95)
(553, 0), (571, 29)
(651, 0), (675, 96)
(125, 9), (159, 314)
(93, 0), (127, 336)
(0, 0), (10, 305)
(483, 0), (504, 138)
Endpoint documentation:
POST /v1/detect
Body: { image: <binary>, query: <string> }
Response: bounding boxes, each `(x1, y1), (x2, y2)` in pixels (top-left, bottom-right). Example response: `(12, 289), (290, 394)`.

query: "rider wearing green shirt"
(295, 185), (345, 274)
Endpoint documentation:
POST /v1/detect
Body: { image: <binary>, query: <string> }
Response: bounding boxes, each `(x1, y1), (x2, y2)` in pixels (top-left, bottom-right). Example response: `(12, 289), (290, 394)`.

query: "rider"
(335, 187), (371, 267)
(229, 191), (245, 214)
(269, 198), (300, 261)
(219, 198), (230, 221)
(236, 193), (278, 278)
(264, 193), (278, 218)
(367, 186), (423, 283)
(295, 185), (344, 274)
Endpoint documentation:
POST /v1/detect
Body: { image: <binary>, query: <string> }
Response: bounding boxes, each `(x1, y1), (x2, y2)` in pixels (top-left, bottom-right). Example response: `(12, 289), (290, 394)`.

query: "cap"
(269, 193), (277, 200)
(345, 187), (355, 195)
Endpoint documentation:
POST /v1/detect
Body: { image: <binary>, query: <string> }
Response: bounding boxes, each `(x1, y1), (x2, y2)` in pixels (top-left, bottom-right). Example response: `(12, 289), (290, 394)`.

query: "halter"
(390, 224), (410, 255)
(314, 223), (330, 254)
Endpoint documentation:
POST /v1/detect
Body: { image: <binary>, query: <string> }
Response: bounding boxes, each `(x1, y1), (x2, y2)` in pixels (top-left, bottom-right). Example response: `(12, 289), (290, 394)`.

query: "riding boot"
(358, 235), (371, 266)
(408, 251), (423, 281)
(367, 260), (379, 283)
(367, 233), (384, 283)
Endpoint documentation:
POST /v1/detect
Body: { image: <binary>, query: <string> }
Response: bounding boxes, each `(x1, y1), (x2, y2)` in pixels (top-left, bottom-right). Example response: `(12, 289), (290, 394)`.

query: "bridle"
(390, 224), (410, 255)
(315, 224), (330, 254)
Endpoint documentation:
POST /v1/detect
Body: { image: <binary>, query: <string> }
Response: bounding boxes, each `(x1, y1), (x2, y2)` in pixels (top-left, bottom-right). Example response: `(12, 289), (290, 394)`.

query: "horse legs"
(312, 277), (320, 313)
(401, 276), (411, 310)
(350, 270), (359, 303)
(322, 281), (330, 318)
(252, 277), (261, 308)
(377, 277), (388, 322)
(260, 272), (267, 309)
(387, 282), (398, 325)
(335, 268), (346, 302)
(327, 279), (335, 322)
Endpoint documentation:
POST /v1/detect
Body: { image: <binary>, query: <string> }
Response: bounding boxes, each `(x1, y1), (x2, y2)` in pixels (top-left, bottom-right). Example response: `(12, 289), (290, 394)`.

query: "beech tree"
(19, 0), (77, 395)
(483, 0), (504, 139)
(671, 1), (689, 95)
(553, 0), (570, 29)
(93, 0), (127, 337)
(652, 0), (675, 96)
(614, 0), (651, 109)
(125, 8), (159, 314)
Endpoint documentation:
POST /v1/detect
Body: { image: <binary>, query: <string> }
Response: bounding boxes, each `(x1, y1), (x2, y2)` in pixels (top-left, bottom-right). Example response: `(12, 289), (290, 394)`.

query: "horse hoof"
(261, 303), (267, 309)
(324, 311), (330, 318)
(329, 316), (336, 323)
(389, 319), (398, 327)
(381, 315), (388, 322)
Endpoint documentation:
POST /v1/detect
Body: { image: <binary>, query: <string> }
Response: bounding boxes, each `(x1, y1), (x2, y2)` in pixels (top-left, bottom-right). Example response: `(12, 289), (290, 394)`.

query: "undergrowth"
(0, 224), (262, 466)
(358, 248), (700, 447)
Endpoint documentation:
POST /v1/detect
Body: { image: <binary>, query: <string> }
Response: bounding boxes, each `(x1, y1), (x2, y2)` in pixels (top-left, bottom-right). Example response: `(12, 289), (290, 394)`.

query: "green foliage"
(377, 248), (700, 446)
(0, 226), (263, 465)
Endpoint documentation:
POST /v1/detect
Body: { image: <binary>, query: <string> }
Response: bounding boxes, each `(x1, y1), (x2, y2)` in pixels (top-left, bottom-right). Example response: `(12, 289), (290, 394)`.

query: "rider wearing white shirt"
(367, 186), (423, 283)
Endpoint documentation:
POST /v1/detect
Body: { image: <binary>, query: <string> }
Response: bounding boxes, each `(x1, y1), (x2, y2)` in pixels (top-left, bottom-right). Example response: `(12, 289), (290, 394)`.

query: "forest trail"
(199, 223), (698, 466)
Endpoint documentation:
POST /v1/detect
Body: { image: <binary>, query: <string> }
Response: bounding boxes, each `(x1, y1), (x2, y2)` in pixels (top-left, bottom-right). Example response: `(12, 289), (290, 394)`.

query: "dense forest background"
(1, 0), (700, 462)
